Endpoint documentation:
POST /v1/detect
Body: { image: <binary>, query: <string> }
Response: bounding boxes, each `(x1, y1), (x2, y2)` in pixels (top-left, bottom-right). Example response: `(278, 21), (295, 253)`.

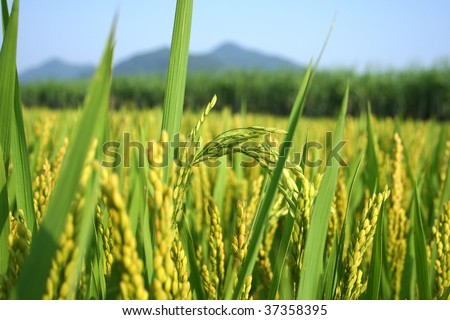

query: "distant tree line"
(21, 65), (450, 119)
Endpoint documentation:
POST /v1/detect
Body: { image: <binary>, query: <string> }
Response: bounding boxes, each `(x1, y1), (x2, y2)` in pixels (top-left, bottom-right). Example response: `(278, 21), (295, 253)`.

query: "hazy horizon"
(2, 0), (449, 73)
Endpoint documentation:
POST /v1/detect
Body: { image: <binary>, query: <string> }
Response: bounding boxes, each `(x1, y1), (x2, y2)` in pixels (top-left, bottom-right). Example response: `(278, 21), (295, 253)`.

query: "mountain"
(209, 42), (300, 70)
(113, 48), (170, 75)
(20, 59), (95, 83)
(113, 42), (301, 75)
(20, 42), (302, 82)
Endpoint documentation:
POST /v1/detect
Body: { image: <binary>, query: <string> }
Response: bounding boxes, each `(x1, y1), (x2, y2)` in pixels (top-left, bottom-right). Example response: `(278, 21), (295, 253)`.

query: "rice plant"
(0, 0), (449, 300)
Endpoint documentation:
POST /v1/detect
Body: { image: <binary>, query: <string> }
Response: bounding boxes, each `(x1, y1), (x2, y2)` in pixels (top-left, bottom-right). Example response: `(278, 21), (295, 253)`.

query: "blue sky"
(4, 0), (450, 72)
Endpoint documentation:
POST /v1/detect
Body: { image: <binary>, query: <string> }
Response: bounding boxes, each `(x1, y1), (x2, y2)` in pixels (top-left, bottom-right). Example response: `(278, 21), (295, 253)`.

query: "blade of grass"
(141, 191), (153, 288)
(71, 163), (101, 298)
(439, 154), (450, 216)
(232, 63), (313, 300)
(323, 231), (339, 299)
(268, 214), (294, 299)
(128, 151), (145, 236)
(1, 0), (7, 33)
(10, 75), (35, 231)
(332, 154), (364, 299)
(0, 146), (9, 276)
(213, 156), (227, 213)
(365, 200), (385, 299)
(394, 123), (424, 299)
(232, 99), (247, 180)
(365, 102), (379, 193)
(268, 135), (311, 300)
(268, 132), (314, 299)
(0, 0), (18, 173)
(297, 85), (348, 300)
(401, 201), (417, 299)
(161, 0), (193, 184)
(2, 0), (35, 231)
(413, 183), (431, 300)
(179, 217), (205, 299)
(439, 287), (450, 300)
(15, 24), (115, 299)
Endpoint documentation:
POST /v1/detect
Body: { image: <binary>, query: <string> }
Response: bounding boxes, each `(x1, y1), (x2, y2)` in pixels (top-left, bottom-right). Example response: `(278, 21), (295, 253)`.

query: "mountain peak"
(212, 42), (244, 53)
(20, 58), (95, 83)
(21, 43), (302, 82)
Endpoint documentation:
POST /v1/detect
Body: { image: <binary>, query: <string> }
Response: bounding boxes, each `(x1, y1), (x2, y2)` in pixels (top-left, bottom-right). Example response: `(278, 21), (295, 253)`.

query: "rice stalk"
(433, 201), (450, 298)
(100, 169), (148, 300)
(336, 187), (390, 299)
(0, 210), (31, 299)
(387, 133), (409, 299)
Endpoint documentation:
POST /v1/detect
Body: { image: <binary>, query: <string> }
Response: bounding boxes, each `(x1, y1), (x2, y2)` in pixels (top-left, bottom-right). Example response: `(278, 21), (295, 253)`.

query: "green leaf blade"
(161, 0), (193, 184)
(413, 184), (431, 300)
(232, 63), (313, 300)
(297, 85), (349, 299)
(0, 0), (19, 172)
(15, 23), (116, 299)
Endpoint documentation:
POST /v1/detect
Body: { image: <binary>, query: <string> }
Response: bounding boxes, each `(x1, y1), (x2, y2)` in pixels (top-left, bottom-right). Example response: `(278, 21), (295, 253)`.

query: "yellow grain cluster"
(170, 234), (192, 299)
(44, 139), (96, 299)
(52, 137), (69, 178)
(232, 201), (249, 271)
(149, 166), (177, 299)
(95, 205), (114, 277)
(241, 275), (253, 300)
(433, 201), (450, 298)
(34, 120), (52, 172)
(387, 133), (408, 299)
(43, 213), (78, 299)
(291, 174), (316, 284)
(327, 170), (347, 254)
(0, 210), (31, 299)
(149, 133), (191, 299)
(33, 159), (52, 228)
(206, 198), (225, 296)
(101, 169), (148, 300)
(336, 187), (390, 299)
(247, 175), (264, 223)
(33, 137), (68, 228)
(434, 141), (450, 220)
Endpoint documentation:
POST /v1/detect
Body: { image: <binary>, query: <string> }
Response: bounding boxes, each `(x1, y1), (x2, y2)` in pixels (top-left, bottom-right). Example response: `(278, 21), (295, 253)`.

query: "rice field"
(1, 0), (450, 300)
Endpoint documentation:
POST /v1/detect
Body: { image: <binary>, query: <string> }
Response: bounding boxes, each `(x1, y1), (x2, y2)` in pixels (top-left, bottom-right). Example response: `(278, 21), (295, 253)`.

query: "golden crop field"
(1, 0), (449, 301)
(0, 105), (448, 300)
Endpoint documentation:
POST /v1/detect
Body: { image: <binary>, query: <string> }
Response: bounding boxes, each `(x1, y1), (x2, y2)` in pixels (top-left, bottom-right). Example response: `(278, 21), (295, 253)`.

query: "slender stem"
(161, 0), (193, 184)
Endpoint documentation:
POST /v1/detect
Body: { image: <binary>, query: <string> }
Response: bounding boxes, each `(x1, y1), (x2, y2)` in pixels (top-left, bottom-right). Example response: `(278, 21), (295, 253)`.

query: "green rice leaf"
(439, 153), (450, 215)
(232, 63), (313, 300)
(71, 164), (101, 298)
(141, 193), (153, 287)
(213, 156), (227, 213)
(439, 287), (450, 300)
(0, 145), (9, 276)
(0, 0), (18, 174)
(179, 217), (205, 299)
(297, 85), (348, 300)
(323, 231), (339, 299)
(333, 154), (364, 299)
(161, 0), (193, 184)
(128, 152), (146, 236)
(15, 22), (115, 299)
(413, 183), (431, 300)
(365, 102), (379, 193)
(10, 76), (35, 232)
(365, 200), (385, 299)
(268, 214), (294, 299)
(2, 0), (35, 231)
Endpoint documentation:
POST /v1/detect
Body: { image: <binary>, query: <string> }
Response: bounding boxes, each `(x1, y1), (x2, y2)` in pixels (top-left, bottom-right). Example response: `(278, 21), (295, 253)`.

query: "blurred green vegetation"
(21, 64), (450, 119)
